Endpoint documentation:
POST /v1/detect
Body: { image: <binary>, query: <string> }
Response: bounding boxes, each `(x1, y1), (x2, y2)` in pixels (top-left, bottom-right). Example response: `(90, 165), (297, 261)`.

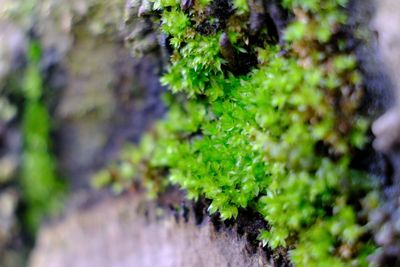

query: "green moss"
(20, 41), (65, 233)
(95, 0), (377, 265)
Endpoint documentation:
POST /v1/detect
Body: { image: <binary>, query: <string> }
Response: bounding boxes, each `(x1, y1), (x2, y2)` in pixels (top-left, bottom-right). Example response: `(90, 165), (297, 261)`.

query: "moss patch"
(95, 0), (378, 265)
(20, 41), (65, 234)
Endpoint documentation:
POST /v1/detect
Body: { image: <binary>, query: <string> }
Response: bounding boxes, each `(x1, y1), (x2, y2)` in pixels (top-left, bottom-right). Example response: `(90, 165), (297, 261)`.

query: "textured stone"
(28, 0), (166, 190)
(0, 189), (18, 246)
(366, 1), (400, 265)
(0, 155), (18, 184)
(0, 20), (26, 84)
(371, 0), (400, 152)
(29, 193), (273, 267)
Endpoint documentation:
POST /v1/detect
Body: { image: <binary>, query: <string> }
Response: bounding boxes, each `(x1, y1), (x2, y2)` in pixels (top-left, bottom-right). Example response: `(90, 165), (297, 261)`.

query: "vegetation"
(94, 0), (378, 265)
(20, 41), (65, 233)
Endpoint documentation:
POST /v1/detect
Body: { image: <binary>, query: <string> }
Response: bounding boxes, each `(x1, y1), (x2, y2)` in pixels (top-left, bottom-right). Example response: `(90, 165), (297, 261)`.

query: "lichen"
(94, 0), (378, 265)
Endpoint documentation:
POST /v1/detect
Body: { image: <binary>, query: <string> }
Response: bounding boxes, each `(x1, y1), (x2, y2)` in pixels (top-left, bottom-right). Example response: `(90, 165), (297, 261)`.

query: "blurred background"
(0, 0), (167, 265)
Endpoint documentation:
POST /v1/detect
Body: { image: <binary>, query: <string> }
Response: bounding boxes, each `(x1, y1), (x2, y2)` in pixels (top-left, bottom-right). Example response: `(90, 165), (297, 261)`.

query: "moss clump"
(95, 0), (377, 265)
(20, 41), (65, 233)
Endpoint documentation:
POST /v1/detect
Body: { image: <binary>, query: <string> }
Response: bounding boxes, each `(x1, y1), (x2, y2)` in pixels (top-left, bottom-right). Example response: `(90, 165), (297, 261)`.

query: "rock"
(0, 98), (17, 124)
(29, 193), (274, 267)
(0, 127), (21, 184)
(0, 20), (26, 85)
(27, 0), (166, 190)
(0, 189), (18, 246)
(371, 0), (400, 152)
(36, 0), (125, 57)
(123, 0), (160, 57)
(365, 1), (400, 265)
(0, 155), (18, 184)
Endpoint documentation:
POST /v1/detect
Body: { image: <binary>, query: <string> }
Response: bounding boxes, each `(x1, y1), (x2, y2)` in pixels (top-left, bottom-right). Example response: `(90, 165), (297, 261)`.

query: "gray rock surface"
(0, 189), (18, 245)
(32, 0), (166, 190)
(367, 1), (400, 265)
(29, 193), (273, 267)
(371, 0), (400, 152)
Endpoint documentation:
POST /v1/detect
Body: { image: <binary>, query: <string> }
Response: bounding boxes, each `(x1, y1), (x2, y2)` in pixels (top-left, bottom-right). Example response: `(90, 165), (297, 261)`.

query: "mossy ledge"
(94, 0), (379, 266)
